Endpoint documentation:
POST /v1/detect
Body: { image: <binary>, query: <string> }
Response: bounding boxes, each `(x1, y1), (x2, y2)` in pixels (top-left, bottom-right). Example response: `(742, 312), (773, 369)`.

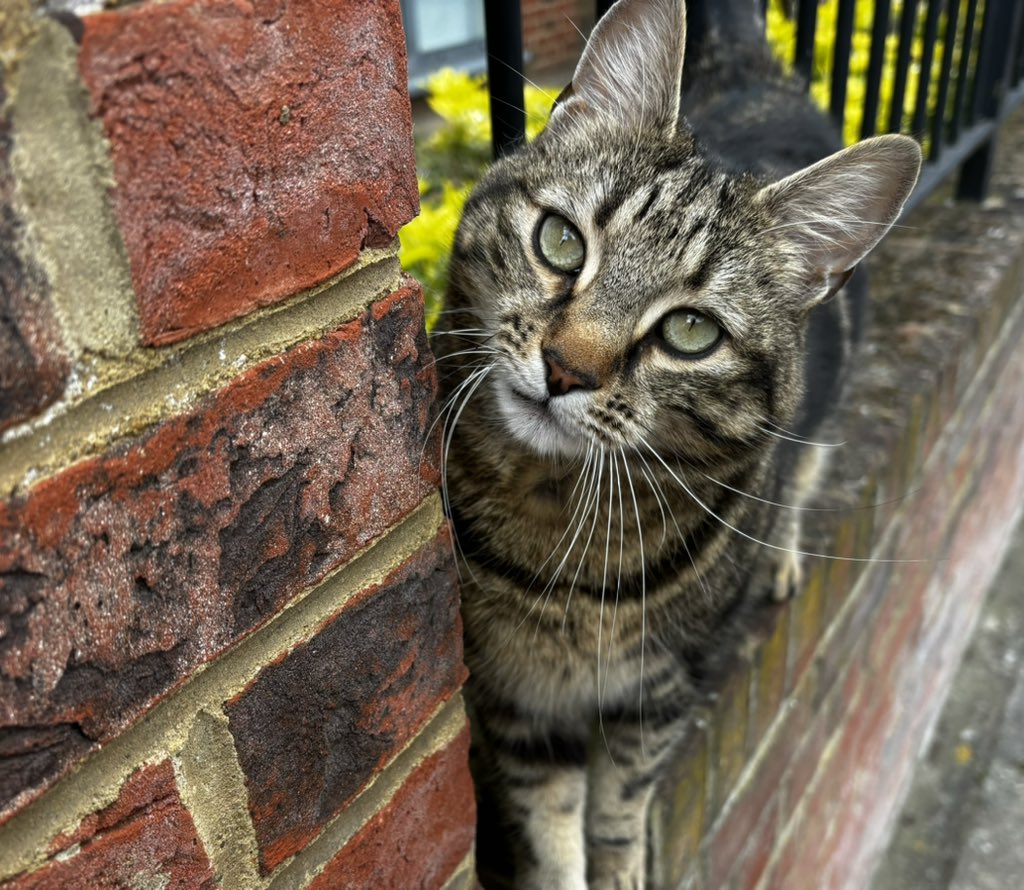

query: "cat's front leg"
(586, 708), (688, 890)
(471, 696), (591, 890)
(508, 762), (588, 890)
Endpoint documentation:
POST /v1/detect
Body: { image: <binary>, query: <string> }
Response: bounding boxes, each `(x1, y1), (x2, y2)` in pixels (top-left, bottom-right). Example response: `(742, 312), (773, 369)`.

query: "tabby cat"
(433, 0), (921, 887)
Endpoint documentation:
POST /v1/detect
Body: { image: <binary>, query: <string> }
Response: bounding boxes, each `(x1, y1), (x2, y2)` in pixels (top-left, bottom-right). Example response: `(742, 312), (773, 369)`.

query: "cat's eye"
(660, 309), (722, 355)
(536, 213), (585, 273)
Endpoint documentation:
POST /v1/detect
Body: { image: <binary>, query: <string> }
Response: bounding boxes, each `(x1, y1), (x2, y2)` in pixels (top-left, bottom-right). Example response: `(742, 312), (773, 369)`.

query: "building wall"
(0, 1), (474, 887)
(3, 1), (1024, 888)
(523, 0), (591, 74)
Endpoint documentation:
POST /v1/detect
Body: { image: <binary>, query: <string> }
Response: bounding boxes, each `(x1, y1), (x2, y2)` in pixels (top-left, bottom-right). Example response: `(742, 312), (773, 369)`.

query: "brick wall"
(648, 119), (1024, 890)
(0, 1), (475, 888)
(4, 0), (1024, 887)
(522, 0), (590, 74)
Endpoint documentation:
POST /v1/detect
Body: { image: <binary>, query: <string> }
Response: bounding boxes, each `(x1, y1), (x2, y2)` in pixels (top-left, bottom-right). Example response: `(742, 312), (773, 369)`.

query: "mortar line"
(267, 695), (470, 890)
(440, 847), (479, 890)
(0, 250), (406, 498)
(173, 707), (264, 890)
(0, 494), (446, 880)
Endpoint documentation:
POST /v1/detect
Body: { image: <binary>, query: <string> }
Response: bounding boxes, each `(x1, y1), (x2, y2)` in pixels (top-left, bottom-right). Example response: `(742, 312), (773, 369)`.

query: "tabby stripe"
(487, 729), (589, 766)
(684, 243), (719, 291)
(465, 175), (529, 210)
(449, 505), (542, 591)
(633, 183), (662, 222)
(677, 403), (752, 450)
(680, 214), (710, 245)
(595, 186), (630, 229)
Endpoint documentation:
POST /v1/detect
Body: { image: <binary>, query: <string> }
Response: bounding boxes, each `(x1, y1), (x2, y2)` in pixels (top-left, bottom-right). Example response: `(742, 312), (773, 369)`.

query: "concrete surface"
(870, 510), (1024, 890)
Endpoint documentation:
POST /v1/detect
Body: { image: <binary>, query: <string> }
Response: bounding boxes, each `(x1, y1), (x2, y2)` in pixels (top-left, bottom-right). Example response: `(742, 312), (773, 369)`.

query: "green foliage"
(402, 0), (975, 321)
(399, 70), (556, 324)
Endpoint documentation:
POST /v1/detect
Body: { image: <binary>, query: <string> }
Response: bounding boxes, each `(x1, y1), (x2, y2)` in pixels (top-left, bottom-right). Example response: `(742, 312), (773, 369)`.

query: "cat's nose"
(543, 348), (595, 397)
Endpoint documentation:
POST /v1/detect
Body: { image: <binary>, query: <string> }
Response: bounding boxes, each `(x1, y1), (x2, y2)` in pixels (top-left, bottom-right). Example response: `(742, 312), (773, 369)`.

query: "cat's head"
(445, 0), (921, 463)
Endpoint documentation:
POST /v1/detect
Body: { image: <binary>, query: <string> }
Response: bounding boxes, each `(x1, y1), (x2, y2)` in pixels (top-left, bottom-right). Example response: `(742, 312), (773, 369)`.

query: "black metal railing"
(482, 0), (1024, 208)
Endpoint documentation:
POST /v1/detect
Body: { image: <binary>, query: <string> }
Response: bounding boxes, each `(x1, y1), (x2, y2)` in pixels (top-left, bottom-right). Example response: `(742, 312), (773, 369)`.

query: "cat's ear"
(544, 0), (687, 139)
(756, 135), (922, 303)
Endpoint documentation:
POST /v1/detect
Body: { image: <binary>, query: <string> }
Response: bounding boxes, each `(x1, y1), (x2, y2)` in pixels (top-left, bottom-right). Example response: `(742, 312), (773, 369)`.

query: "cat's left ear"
(544, 0), (687, 139)
(756, 135), (922, 304)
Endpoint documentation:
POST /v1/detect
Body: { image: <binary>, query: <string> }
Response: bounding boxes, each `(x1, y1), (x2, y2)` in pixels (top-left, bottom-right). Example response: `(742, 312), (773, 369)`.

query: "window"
(401, 0), (487, 91)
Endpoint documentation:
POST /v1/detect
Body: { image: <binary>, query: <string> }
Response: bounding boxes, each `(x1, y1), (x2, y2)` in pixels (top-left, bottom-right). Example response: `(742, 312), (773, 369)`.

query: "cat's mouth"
(495, 381), (587, 458)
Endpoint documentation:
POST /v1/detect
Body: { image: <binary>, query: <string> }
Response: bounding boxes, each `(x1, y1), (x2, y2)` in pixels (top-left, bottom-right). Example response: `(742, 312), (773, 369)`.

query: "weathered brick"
(225, 531), (465, 872)
(4, 760), (214, 889)
(707, 658), (752, 821)
(78, 0), (418, 345)
(0, 72), (69, 433)
(748, 605), (789, 746)
(707, 715), (791, 890)
(653, 720), (709, 890)
(308, 723), (475, 890)
(0, 282), (438, 822)
(785, 564), (825, 689)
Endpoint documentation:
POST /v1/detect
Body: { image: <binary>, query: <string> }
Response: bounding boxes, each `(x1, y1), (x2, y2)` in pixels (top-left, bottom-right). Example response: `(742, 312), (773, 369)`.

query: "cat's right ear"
(755, 134), (922, 305)
(543, 0), (687, 140)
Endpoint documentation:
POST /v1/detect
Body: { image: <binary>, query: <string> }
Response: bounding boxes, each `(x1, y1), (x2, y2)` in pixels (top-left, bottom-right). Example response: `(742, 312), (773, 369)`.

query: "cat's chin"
(494, 381), (589, 460)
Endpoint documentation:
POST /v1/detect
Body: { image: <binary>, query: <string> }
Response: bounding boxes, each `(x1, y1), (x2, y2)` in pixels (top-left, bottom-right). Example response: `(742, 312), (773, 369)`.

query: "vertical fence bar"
(888, 0), (920, 133)
(484, 0), (526, 158)
(928, 0), (962, 160)
(794, 0), (820, 83)
(861, 0), (892, 138)
(829, 0), (858, 131)
(949, 0), (980, 142)
(1007, 0), (1024, 87)
(910, 0), (943, 138)
(958, 0), (1022, 200)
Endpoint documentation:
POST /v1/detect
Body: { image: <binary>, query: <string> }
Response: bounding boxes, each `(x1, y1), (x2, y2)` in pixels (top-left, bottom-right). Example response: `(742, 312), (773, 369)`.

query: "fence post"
(957, 0), (1022, 200)
(484, 0), (526, 158)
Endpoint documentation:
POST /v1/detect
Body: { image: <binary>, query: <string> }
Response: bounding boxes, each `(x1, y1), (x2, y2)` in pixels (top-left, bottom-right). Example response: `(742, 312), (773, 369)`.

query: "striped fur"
(433, 1), (921, 887)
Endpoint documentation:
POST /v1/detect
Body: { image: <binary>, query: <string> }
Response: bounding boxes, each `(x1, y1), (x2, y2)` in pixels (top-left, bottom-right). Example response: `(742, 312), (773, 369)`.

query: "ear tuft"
(757, 134), (922, 301)
(545, 0), (687, 139)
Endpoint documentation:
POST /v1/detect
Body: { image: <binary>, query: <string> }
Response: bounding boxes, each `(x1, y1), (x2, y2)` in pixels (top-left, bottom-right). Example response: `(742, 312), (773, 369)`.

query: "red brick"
(0, 282), (438, 822)
(707, 700), (804, 890)
(655, 721), (709, 889)
(707, 658), (751, 820)
(309, 723), (475, 890)
(721, 802), (778, 890)
(225, 531), (465, 872)
(0, 73), (68, 433)
(781, 676), (836, 816)
(4, 761), (214, 889)
(78, 0), (418, 345)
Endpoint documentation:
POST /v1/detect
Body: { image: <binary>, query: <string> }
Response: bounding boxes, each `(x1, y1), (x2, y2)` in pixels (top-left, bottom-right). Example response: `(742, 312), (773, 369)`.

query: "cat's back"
(681, 3), (842, 178)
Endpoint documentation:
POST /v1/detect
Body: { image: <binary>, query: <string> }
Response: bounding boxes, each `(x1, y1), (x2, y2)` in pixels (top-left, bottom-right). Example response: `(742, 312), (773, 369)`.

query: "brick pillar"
(0, 1), (475, 887)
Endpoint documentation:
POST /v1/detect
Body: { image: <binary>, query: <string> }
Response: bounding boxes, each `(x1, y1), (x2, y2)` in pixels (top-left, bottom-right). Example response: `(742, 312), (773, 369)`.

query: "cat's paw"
(772, 551), (803, 601)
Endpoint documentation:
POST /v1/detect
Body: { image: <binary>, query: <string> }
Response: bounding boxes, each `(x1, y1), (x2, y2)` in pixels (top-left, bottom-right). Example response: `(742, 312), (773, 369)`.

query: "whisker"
(620, 448), (646, 756)
(697, 466), (921, 514)
(563, 448), (606, 632)
(441, 366), (494, 586)
(756, 424), (846, 448)
(642, 442), (933, 566)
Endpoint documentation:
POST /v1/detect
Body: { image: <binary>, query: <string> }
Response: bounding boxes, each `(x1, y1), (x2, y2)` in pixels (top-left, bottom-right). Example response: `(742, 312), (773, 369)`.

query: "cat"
(432, 0), (921, 887)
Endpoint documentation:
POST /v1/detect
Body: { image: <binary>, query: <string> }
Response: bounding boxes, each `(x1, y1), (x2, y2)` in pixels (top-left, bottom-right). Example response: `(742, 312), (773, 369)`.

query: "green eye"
(537, 213), (585, 273)
(661, 309), (722, 355)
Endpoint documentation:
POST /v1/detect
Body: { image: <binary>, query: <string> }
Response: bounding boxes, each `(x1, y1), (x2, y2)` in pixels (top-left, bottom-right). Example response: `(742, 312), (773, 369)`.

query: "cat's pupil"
(661, 309), (721, 355)
(537, 213), (585, 272)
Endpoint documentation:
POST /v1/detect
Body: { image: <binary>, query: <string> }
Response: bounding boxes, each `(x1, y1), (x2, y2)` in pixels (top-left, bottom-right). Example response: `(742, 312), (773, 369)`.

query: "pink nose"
(543, 349), (594, 397)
